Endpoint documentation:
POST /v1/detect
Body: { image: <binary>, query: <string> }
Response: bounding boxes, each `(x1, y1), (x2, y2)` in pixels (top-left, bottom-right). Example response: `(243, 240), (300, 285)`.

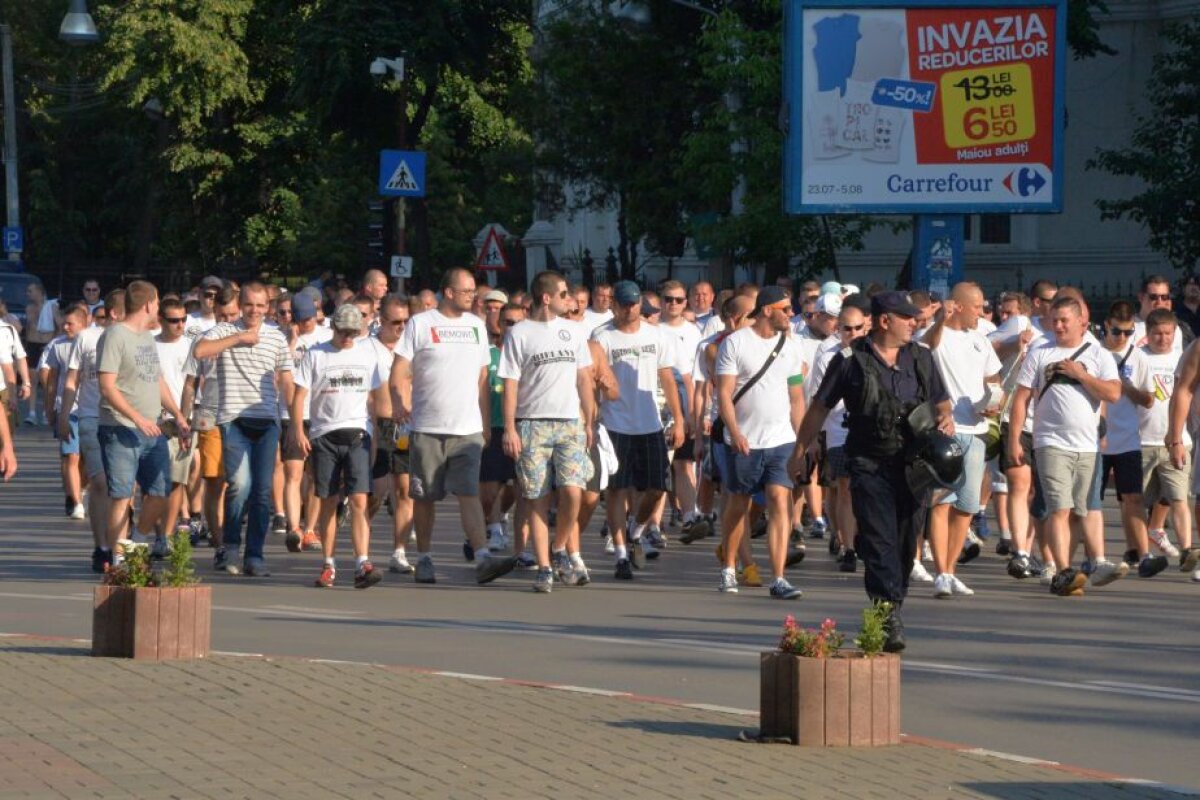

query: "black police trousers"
(848, 454), (925, 605)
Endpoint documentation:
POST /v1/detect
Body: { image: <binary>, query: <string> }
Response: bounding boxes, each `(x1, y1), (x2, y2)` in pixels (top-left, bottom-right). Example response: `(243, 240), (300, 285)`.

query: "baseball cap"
(820, 281), (842, 296)
(200, 275), (224, 292)
(292, 293), (317, 322)
(841, 283), (860, 296)
(752, 285), (792, 318)
(484, 289), (508, 304)
(815, 293), (842, 316)
(641, 298), (661, 317)
(613, 281), (642, 307)
(870, 291), (921, 318)
(842, 292), (871, 313)
(331, 304), (364, 332)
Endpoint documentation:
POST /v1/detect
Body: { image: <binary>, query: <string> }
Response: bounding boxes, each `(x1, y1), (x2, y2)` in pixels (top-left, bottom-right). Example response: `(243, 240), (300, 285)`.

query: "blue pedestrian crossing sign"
(378, 150), (426, 198)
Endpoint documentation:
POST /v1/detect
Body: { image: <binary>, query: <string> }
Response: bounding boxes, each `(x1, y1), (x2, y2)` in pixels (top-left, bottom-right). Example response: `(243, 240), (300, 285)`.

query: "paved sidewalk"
(0, 636), (1190, 800)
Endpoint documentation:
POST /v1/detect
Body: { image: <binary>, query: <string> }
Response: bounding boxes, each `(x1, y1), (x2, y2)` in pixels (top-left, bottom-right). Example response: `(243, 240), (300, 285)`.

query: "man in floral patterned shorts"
(499, 270), (596, 593)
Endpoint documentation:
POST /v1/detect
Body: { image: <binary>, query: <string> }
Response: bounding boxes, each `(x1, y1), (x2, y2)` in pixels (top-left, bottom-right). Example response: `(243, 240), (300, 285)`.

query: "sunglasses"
(1108, 327), (1135, 337)
(203, 291), (218, 298)
(663, 296), (686, 304)
(1146, 293), (1170, 301)
(84, 287), (100, 293)
(802, 312), (816, 320)
(841, 323), (865, 332)
(503, 319), (521, 326)
(334, 328), (359, 337)
(162, 317), (187, 324)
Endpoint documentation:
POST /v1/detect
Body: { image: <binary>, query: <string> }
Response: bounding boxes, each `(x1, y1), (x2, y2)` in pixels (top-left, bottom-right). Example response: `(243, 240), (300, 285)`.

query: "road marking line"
(682, 703), (757, 715)
(1088, 680), (1200, 697)
(548, 685), (631, 697)
(964, 748), (1057, 766)
(433, 672), (504, 681)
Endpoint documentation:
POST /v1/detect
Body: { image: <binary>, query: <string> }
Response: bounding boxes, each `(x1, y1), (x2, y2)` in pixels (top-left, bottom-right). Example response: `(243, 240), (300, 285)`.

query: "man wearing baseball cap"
(794, 291), (954, 652)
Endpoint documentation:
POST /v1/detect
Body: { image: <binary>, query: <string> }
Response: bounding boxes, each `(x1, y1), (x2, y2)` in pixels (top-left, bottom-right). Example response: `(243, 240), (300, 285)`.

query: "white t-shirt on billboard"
(498, 317), (591, 419)
(932, 326), (1002, 435)
(395, 309), (490, 435)
(1103, 344), (1143, 455)
(294, 340), (382, 441)
(1132, 346), (1187, 448)
(1017, 339), (1117, 452)
(591, 320), (673, 435)
(715, 328), (805, 450)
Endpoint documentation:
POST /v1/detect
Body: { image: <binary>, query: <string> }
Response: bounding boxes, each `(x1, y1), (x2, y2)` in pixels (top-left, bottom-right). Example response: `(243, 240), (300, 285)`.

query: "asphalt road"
(1, 427), (1197, 788)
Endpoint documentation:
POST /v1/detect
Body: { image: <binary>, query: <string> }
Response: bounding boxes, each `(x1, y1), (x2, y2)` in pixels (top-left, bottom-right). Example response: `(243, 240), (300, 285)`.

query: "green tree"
(1089, 21), (1200, 274)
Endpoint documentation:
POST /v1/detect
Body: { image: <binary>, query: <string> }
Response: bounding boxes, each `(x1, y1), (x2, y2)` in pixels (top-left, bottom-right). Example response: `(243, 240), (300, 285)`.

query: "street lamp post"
(1, 2), (100, 265)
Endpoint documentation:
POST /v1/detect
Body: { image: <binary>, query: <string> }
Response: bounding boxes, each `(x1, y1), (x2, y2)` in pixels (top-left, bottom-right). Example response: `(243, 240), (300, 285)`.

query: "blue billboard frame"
(782, 0), (1067, 214)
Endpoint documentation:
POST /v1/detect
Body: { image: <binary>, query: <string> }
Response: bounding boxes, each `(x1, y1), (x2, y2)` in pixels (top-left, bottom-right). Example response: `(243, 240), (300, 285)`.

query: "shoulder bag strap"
(731, 332), (788, 407)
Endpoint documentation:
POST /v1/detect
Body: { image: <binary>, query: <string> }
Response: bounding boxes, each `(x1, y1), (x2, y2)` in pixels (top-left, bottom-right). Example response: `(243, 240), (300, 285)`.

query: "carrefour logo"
(1002, 167), (1046, 197)
(886, 173), (994, 193)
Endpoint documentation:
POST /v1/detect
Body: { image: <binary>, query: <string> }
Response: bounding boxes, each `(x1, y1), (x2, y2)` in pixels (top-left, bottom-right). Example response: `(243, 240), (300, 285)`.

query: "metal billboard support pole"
(2, 24), (20, 263)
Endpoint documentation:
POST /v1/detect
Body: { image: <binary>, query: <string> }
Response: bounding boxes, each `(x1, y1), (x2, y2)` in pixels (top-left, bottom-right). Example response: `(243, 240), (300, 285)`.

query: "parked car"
(0, 272), (46, 327)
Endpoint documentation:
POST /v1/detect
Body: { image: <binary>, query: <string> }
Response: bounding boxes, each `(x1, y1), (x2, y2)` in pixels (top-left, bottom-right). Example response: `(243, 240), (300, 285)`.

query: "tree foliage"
(3, 0), (534, 292)
(1089, 21), (1200, 273)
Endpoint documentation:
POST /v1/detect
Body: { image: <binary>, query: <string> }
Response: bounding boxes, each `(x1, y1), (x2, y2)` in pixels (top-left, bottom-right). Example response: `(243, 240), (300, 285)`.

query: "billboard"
(783, 0), (1066, 214)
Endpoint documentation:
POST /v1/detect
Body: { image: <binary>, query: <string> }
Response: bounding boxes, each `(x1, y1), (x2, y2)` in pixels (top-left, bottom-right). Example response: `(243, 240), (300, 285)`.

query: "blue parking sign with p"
(2, 227), (23, 254)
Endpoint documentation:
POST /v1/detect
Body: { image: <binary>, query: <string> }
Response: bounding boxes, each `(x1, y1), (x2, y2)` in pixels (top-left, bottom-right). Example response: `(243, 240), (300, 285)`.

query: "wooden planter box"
(760, 651), (900, 746)
(92, 585), (212, 660)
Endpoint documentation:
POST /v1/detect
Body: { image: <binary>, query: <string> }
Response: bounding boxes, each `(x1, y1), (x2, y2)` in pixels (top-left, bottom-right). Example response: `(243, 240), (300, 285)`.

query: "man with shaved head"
(922, 282), (1002, 598)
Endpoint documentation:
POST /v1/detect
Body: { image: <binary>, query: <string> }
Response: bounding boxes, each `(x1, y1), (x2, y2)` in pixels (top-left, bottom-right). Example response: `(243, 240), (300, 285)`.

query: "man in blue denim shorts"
(715, 286), (807, 600)
(499, 270), (596, 593)
(96, 281), (190, 564)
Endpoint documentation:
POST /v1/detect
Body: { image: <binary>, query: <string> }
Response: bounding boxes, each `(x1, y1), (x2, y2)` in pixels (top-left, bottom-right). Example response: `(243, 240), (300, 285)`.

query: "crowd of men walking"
(3, 268), (1200, 654)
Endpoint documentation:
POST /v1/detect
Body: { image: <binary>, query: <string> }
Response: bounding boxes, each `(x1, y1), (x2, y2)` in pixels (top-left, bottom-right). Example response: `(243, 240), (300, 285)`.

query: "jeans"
(219, 418), (280, 561)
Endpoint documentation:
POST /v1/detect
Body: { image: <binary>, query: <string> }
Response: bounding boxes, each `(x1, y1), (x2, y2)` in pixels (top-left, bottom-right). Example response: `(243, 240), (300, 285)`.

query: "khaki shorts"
(168, 435), (196, 485)
(1035, 447), (1097, 517)
(408, 431), (483, 502)
(198, 428), (223, 480)
(1142, 445), (1190, 503)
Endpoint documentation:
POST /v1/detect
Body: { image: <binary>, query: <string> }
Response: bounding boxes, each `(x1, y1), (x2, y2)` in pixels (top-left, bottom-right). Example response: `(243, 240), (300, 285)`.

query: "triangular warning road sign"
(384, 160), (419, 193)
(475, 228), (510, 271)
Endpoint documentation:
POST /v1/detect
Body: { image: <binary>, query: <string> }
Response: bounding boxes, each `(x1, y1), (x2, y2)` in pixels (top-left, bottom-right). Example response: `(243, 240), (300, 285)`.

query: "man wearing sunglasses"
(1099, 301), (1168, 579)
(658, 280), (703, 545)
(154, 298), (197, 556)
(185, 276), (224, 340)
(1134, 275), (1193, 356)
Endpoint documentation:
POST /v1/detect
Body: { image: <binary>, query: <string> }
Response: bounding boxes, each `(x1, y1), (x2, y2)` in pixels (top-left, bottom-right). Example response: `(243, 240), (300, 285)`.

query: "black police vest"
(842, 339), (933, 460)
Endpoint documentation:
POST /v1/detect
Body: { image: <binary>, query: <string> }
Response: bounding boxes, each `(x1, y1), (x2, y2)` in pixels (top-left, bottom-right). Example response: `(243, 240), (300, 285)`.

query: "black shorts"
(312, 430), (371, 498)
(372, 419), (409, 479)
(479, 427), (515, 483)
(608, 430), (670, 492)
(673, 436), (697, 462)
(998, 426), (1034, 473)
(280, 420), (311, 462)
(1101, 450), (1142, 499)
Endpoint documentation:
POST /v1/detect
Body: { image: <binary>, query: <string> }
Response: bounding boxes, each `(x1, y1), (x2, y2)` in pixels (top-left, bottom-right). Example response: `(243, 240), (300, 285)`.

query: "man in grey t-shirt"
(96, 281), (190, 560)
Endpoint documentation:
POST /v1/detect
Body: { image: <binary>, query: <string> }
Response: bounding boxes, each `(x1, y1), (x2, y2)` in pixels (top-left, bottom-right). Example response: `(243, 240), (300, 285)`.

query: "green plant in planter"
(855, 601), (893, 657)
(102, 531), (200, 588)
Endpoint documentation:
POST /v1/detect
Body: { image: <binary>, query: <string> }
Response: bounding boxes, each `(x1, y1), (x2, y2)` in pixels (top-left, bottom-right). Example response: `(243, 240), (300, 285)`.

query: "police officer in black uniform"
(792, 291), (953, 652)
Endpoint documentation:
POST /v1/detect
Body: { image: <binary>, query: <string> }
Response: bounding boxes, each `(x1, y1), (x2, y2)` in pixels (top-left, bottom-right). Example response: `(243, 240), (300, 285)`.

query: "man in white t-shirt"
(591, 280), (684, 579)
(154, 298), (195, 555)
(43, 305), (88, 521)
(499, 270), (595, 593)
(715, 286), (806, 600)
(291, 305), (385, 589)
(193, 282), (295, 577)
(185, 276), (223, 340)
(391, 268), (516, 586)
(1097, 303), (1168, 578)
(659, 280), (703, 536)
(1009, 296), (1121, 597)
(1133, 308), (1199, 574)
(582, 282), (614, 331)
(922, 283), (1002, 598)
(689, 281), (717, 331)
(0, 363), (12, 480)
(1132, 275), (1193, 356)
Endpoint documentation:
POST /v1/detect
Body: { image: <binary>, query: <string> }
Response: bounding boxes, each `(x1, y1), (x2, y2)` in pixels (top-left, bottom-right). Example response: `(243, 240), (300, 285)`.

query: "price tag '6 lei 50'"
(940, 63), (1036, 149)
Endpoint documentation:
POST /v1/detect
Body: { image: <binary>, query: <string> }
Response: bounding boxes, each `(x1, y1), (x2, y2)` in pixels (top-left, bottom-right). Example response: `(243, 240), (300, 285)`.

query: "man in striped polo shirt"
(193, 282), (295, 577)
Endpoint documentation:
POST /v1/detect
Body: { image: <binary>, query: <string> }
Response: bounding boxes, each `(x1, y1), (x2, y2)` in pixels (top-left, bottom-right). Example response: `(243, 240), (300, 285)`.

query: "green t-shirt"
(97, 323), (162, 428)
(488, 344), (504, 428)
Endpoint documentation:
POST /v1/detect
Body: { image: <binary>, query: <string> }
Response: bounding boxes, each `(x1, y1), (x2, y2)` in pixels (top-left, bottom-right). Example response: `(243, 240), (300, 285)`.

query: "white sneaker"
(487, 528), (508, 553)
(949, 574), (975, 596)
(932, 573), (953, 598)
(1192, 568), (1200, 583)
(910, 560), (934, 583)
(1039, 563), (1057, 585)
(68, 503), (86, 520)
(1089, 559), (1128, 587)
(603, 534), (615, 554)
(718, 568), (738, 593)
(1149, 529), (1181, 558)
(922, 541), (933, 562)
(388, 553), (413, 574)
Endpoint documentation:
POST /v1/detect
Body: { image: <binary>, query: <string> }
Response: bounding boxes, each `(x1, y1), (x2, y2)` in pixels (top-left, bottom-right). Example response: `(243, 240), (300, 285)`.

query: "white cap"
(820, 281), (842, 296)
(841, 283), (860, 296)
(816, 293), (842, 316)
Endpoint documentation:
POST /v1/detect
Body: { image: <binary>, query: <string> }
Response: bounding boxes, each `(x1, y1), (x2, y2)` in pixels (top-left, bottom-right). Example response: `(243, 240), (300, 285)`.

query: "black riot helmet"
(906, 430), (965, 495)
